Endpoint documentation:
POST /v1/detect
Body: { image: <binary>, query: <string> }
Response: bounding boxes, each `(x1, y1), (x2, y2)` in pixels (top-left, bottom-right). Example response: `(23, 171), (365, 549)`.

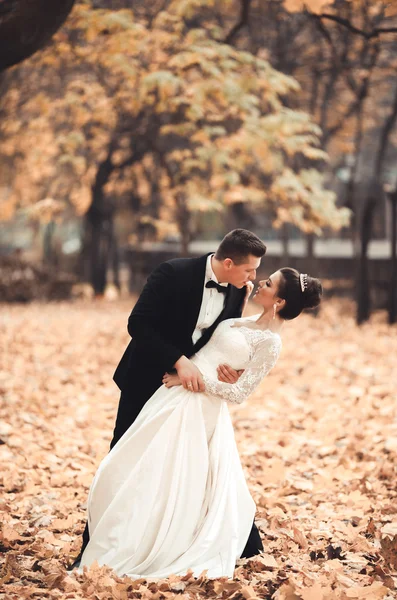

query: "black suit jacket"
(112, 254), (246, 436)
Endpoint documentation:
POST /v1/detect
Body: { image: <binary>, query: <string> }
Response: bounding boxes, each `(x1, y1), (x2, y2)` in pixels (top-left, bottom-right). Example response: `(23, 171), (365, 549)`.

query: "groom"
(72, 229), (267, 568)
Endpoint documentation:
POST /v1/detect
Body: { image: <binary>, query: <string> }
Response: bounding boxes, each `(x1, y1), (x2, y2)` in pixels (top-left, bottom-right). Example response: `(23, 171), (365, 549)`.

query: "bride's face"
(252, 271), (284, 311)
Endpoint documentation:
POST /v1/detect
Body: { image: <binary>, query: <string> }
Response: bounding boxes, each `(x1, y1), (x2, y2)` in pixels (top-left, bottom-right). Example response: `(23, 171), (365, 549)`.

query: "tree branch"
(312, 13), (337, 55)
(323, 41), (379, 144)
(223, 0), (251, 44)
(317, 12), (397, 39)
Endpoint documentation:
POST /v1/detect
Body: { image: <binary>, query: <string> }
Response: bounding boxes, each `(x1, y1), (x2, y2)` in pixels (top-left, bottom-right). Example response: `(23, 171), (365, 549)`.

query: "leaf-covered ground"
(0, 298), (396, 599)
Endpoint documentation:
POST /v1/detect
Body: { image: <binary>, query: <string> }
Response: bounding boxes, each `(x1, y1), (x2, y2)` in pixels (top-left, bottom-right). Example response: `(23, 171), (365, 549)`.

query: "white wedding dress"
(80, 315), (281, 580)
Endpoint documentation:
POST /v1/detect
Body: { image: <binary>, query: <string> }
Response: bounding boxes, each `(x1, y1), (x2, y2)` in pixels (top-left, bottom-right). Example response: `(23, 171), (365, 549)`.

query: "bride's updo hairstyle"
(277, 268), (322, 320)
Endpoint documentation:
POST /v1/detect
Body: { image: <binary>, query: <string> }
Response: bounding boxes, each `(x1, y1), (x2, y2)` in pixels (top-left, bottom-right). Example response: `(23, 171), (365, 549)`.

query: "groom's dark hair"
(215, 229), (267, 264)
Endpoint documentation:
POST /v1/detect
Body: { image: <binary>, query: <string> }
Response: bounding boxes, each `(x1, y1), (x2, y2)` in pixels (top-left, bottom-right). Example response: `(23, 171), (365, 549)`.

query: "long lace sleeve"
(202, 332), (281, 404)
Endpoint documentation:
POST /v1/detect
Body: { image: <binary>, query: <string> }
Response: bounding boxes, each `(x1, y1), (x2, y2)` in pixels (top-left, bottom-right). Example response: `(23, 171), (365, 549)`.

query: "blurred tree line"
(1, 0), (397, 324)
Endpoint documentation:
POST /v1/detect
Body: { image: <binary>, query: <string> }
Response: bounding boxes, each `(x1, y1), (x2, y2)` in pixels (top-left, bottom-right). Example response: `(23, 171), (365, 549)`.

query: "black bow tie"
(206, 280), (228, 294)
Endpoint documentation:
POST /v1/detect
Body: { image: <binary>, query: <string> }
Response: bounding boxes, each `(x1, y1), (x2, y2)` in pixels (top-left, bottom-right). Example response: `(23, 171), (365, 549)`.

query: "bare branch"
(323, 41), (380, 144)
(317, 12), (397, 39)
(224, 0), (251, 45)
(312, 13), (337, 55)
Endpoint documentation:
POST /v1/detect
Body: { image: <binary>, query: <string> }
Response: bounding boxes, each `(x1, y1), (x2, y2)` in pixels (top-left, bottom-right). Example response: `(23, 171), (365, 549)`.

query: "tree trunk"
(281, 224), (289, 261)
(306, 233), (314, 259)
(176, 193), (191, 256)
(356, 197), (376, 324)
(389, 192), (397, 325)
(180, 222), (190, 256)
(82, 151), (114, 295)
(109, 216), (121, 290)
(353, 76), (380, 323)
(344, 177), (360, 255)
(43, 220), (56, 267)
(90, 217), (112, 296)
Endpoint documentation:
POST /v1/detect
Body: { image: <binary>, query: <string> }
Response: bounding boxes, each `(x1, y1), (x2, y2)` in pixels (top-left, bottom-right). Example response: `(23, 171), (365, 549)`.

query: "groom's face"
(224, 254), (261, 288)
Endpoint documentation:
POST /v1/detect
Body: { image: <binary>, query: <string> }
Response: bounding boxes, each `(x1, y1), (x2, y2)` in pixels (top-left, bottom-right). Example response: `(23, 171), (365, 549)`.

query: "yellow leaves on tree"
(283, 0), (332, 14)
(0, 0), (351, 244)
(25, 198), (66, 224)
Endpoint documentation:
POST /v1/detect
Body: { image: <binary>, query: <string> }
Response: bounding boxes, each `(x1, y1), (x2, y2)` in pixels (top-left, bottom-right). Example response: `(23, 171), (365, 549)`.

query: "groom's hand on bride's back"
(217, 364), (244, 384)
(174, 355), (205, 392)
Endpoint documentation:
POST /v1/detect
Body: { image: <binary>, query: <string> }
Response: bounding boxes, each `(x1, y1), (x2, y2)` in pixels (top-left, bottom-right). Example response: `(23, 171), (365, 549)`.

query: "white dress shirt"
(192, 254), (228, 344)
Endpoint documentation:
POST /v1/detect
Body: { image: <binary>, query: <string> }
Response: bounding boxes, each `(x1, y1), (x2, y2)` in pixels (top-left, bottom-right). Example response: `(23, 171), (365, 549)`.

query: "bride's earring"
(273, 303), (277, 320)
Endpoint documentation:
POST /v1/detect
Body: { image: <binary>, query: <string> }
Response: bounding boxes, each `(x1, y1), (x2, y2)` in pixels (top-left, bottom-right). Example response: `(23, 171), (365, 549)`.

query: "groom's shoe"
(67, 555), (82, 572)
(241, 522), (263, 558)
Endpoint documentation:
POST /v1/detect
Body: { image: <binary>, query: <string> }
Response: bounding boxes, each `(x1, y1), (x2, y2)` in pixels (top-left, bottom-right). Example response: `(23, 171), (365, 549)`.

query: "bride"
(79, 268), (322, 579)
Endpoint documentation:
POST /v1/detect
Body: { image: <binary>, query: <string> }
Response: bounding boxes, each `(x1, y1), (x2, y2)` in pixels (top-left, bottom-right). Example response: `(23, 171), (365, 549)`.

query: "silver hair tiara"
(300, 273), (308, 293)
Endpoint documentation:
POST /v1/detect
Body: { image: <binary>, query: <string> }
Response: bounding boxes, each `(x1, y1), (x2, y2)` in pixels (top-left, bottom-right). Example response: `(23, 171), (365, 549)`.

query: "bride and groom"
(71, 229), (322, 579)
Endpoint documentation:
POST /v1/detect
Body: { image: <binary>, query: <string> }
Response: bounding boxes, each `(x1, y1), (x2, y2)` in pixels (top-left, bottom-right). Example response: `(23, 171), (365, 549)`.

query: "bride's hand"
(245, 281), (254, 298)
(162, 372), (182, 388)
(242, 281), (254, 315)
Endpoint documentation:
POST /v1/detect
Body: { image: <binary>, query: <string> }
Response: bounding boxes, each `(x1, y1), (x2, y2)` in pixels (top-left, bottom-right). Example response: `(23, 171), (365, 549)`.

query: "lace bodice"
(192, 315), (282, 405)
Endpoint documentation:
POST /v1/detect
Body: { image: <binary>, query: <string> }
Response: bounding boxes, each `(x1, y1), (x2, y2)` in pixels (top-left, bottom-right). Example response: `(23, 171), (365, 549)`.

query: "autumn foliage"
(0, 0), (351, 245)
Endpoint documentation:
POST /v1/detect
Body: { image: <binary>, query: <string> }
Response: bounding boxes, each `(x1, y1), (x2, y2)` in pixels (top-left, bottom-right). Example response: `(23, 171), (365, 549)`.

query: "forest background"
(1, 0), (397, 324)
